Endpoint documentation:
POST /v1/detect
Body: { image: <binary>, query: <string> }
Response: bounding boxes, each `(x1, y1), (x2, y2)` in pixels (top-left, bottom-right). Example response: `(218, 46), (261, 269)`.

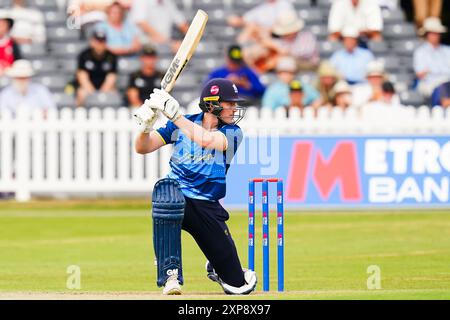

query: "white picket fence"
(0, 105), (449, 201)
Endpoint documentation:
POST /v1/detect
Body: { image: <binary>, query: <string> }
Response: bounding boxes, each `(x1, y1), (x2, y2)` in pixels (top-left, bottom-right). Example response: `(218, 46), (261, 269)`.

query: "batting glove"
(147, 88), (183, 122)
(133, 104), (159, 134)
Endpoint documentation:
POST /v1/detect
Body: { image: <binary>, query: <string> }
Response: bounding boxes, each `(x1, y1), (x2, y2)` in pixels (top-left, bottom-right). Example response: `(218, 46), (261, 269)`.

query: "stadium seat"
(31, 59), (59, 75)
(47, 27), (81, 42)
(195, 40), (222, 58)
(298, 8), (323, 24)
(383, 23), (417, 39)
(58, 59), (78, 74)
(400, 90), (425, 107)
(377, 56), (403, 73)
(208, 9), (228, 26)
(118, 58), (141, 75)
(308, 24), (328, 40)
(293, 0), (312, 10)
(317, 0), (332, 9)
(44, 11), (68, 27)
(192, 0), (225, 10)
(233, 0), (260, 11)
(29, 0), (59, 11)
(53, 93), (76, 109)
(319, 41), (342, 59)
(367, 41), (389, 55)
(84, 92), (123, 109)
(19, 43), (47, 59)
(117, 75), (130, 91)
(382, 8), (406, 25)
(393, 39), (423, 56)
(205, 25), (238, 41)
(34, 75), (70, 92)
(50, 42), (86, 58)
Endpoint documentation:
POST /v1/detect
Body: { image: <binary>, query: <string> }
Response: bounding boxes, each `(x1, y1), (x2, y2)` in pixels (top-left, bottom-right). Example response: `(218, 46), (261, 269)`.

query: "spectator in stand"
(352, 60), (400, 108)
(413, 17), (450, 98)
(331, 80), (353, 111)
(361, 81), (405, 118)
(126, 45), (163, 108)
(412, 0), (442, 29)
(315, 61), (341, 107)
(75, 30), (118, 106)
(95, 1), (142, 56)
(0, 13), (21, 77)
(437, 81), (450, 108)
(6, 0), (46, 44)
(329, 26), (375, 85)
(206, 45), (265, 103)
(328, 0), (383, 41)
(285, 79), (307, 117)
(262, 56), (321, 110)
(228, 0), (295, 34)
(0, 59), (56, 114)
(130, 0), (189, 52)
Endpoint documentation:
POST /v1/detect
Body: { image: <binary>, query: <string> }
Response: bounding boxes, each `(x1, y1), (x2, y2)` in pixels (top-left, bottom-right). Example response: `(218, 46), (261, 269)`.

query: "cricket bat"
(160, 9), (208, 93)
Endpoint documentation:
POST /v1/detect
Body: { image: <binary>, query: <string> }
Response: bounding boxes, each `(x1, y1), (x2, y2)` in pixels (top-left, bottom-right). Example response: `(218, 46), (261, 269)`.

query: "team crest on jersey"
(210, 85), (219, 94)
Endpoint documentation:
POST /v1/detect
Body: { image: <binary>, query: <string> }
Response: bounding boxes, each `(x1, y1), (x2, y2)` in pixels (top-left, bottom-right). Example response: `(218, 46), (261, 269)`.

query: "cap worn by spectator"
(0, 11), (14, 30)
(272, 11), (304, 37)
(276, 56), (297, 73)
(6, 59), (34, 78)
(419, 17), (448, 36)
(332, 80), (351, 98)
(366, 60), (385, 78)
(141, 44), (158, 56)
(228, 45), (243, 63)
(92, 29), (107, 41)
(318, 61), (339, 78)
(289, 79), (303, 92)
(341, 25), (359, 39)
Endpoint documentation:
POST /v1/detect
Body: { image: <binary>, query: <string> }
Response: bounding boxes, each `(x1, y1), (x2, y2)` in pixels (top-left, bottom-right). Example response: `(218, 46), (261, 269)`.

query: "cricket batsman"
(133, 78), (257, 295)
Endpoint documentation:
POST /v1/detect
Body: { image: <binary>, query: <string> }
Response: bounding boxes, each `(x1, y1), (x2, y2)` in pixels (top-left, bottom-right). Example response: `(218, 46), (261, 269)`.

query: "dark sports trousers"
(181, 196), (245, 288)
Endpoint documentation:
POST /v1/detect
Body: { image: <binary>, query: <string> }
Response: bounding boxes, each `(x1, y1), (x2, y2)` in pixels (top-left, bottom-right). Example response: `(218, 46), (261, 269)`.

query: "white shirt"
(7, 6), (46, 44)
(352, 82), (400, 107)
(328, 0), (383, 34)
(413, 42), (450, 89)
(243, 0), (295, 28)
(0, 83), (56, 114)
(130, 0), (185, 39)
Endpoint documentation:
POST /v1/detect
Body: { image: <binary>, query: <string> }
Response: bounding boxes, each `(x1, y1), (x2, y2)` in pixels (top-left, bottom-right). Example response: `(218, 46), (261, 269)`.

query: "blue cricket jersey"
(156, 113), (243, 201)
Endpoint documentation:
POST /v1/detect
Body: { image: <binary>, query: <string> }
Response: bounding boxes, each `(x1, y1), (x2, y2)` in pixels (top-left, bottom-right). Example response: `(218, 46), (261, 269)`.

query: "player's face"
(219, 101), (245, 125)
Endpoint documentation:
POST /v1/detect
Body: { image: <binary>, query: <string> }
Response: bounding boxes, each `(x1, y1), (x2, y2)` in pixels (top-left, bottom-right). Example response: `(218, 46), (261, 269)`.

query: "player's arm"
(146, 89), (227, 151)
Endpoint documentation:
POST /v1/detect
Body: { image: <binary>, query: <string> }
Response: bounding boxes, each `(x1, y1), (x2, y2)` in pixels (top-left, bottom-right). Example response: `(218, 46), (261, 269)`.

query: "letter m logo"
(287, 141), (362, 202)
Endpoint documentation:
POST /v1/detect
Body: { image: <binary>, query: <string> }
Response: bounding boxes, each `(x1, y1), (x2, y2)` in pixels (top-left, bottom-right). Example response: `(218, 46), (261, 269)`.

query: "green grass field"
(0, 199), (449, 300)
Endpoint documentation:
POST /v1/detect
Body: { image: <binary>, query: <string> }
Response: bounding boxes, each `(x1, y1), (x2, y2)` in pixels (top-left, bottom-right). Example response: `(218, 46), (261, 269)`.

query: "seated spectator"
(328, 0), (383, 41)
(361, 81), (405, 117)
(126, 45), (162, 108)
(330, 26), (375, 84)
(413, 0), (442, 29)
(130, 0), (188, 53)
(75, 30), (118, 106)
(413, 17), (450, 97)
(244, 11), (319, 73)
(95, 1), (141, 56)
(0, 59), (56, 115)
(262, 56), (321, 110)
(331, 81), (353, 112)
(228, 0), (295, 35)
(285, 79), (307, 117)
(315, 61), (341, 107)
(0, 13), (21, 77)
(431, 80), (450, 108)
(352, 60), (400, 108)
(6, 0), (46, 44)
(206, 45), (265, 103)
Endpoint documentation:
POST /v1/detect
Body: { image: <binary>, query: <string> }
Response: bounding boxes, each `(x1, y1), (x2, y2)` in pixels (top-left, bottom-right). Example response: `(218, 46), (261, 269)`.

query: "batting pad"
(152, 178), (185, 287)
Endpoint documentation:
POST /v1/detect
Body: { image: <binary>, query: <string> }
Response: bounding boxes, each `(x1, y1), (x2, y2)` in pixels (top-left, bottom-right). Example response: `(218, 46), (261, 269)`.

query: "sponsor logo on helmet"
(232, 84), (238, 93)
(210, 85), (219, 95)
(203, 96), (220, 102)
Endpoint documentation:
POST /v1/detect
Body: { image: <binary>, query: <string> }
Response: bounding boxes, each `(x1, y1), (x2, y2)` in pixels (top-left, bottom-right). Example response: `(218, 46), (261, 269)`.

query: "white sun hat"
(419, 17), (447, 36)
(272, 11), (305, 36)
(6, 59), (35, 78)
